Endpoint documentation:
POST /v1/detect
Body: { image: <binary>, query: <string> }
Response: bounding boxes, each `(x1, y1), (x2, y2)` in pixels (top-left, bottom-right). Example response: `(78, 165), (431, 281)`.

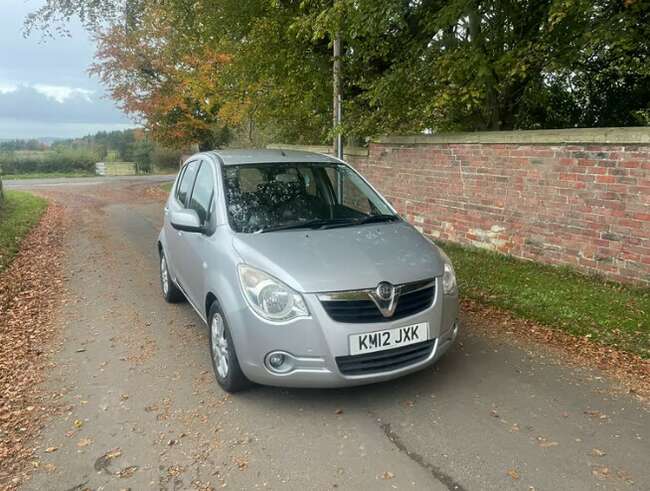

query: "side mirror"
(170, 209), (203, 233)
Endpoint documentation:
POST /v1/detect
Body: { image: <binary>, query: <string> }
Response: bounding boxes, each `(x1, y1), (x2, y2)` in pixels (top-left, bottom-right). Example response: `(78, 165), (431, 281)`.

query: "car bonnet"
(231, 221), (444, 293)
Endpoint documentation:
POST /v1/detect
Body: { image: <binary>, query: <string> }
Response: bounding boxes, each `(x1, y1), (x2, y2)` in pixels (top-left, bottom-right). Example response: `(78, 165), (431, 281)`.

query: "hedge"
(0, 149), (97, 175)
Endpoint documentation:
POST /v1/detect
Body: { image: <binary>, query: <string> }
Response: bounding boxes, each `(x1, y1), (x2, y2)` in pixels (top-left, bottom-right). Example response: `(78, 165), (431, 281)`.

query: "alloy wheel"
(160, 256), (169, 295)
(211, 312), (230, 379)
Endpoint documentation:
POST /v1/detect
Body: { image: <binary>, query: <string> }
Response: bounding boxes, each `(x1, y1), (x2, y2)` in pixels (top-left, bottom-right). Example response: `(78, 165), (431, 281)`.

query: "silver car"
(158, 149), (459, 392)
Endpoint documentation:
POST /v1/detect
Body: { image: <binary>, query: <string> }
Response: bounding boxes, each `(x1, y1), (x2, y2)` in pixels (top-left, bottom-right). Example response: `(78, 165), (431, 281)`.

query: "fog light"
(265, 351), (294, 374)
(269, 353), (285, 368)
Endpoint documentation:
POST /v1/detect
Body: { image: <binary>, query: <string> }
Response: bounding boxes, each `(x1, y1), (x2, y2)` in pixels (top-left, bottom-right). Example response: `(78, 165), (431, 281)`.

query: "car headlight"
(424, 237), (458, 295)
(238, 264), (309, 322)
(443, 261), (457, 295)
(433, 247), (457, 295)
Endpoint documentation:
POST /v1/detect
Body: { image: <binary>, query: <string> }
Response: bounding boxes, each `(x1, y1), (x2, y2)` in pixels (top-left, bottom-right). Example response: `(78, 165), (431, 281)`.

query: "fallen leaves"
(462, 299), (650, 401)
(77, 438), (92, 448)
(118, 465), (138, 478)
(506, 468), (520, 480)
(0, 202), (66, 489)
(535, 436), (559, 448)
(584, 409), (609, 421)
(591, 448), (606, 457)
(94, 448), (123, 474)
(232, 456), (249, 471)
(538, 440), (559, 448)
(379, 471), (395, 480)
(592, 465), (610, 480)
(105, 448), (123, 460)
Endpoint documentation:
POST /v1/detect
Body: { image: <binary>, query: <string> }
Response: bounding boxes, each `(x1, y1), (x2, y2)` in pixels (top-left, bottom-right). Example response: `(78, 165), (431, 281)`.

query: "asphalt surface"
(3, 174), (175, 189)
(20, 178), (649, 490)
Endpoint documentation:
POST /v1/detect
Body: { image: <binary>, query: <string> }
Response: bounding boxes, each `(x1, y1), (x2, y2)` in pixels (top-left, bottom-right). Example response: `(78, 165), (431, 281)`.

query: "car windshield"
(223, 162), (397, 233)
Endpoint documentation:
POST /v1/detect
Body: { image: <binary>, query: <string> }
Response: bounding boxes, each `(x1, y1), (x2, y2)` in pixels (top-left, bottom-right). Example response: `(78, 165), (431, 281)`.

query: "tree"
(26, 0), (650, 145)
(89, 3), (234, 149)
(130, 139), (153, 173)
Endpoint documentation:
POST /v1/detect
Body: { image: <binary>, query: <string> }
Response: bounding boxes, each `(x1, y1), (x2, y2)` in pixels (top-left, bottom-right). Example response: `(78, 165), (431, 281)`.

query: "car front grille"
(319, 280), (435, 323)
(336, 339), (435, 375)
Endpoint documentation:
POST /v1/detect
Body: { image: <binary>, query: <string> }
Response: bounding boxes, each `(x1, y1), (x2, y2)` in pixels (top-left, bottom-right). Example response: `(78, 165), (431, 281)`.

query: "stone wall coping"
(267, 144), (369, 157)
(373, 127), (650, 145)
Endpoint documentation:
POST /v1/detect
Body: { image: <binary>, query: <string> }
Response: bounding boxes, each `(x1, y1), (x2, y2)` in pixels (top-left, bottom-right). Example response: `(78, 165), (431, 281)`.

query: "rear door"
(165, 159), (200, 290)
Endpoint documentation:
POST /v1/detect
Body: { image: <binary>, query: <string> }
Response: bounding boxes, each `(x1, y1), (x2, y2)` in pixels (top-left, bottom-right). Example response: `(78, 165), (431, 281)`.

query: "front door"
(165, 159), (200, 292)
(181, 160), (216, 310)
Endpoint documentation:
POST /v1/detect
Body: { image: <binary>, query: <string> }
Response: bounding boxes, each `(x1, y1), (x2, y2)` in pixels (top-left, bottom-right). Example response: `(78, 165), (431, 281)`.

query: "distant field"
(11, 150), (57, 159)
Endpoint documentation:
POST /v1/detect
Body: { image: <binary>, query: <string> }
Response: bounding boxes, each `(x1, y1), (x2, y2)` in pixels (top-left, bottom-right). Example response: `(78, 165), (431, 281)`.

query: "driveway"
(20, 179), (648, 490)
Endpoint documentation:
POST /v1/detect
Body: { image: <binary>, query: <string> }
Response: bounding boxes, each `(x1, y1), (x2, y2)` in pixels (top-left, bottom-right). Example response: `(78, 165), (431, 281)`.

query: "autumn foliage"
(26, 0), (650, 148)
(91, 6), (235, 149)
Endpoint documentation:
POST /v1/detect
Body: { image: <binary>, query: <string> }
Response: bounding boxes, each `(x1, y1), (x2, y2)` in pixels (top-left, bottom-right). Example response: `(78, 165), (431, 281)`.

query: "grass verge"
(1, 172), (96, 180)
(0, 191), (48, 273)
(160, 182), (173, 193)
(440, 242), (650, 359)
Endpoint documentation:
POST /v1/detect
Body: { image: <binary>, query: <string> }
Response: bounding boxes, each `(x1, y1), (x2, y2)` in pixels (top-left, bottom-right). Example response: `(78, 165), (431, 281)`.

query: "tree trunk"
(468, 5), (500, 130)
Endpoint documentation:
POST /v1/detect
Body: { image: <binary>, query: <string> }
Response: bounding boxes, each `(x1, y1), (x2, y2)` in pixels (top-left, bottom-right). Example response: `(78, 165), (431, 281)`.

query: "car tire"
(159, 250), (185, 303)
(208, 302), (251, 393)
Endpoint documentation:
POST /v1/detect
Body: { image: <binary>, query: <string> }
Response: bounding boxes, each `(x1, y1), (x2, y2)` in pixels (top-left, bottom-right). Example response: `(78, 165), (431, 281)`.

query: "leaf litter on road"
(0, 202), (66, 490)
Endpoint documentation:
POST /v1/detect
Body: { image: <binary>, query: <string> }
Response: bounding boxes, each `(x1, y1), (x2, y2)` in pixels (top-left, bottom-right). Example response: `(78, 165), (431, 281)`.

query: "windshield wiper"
(257, 218), (351, 233)
(353, 214), (400, 225)
(256, 215), (398, 233)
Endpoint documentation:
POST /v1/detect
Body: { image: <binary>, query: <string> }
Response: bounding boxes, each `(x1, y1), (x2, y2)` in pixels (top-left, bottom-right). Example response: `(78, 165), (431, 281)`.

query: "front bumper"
(223, 278), (459, 388)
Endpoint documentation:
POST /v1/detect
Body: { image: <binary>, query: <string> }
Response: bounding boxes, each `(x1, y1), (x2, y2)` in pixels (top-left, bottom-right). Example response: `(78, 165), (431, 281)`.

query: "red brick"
(356, 140), (650, 285)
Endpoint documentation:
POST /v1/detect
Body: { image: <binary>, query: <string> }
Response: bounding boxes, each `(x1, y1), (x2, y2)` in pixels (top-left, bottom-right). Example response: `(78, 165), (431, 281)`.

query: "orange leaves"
(91, 3), (234, 149)
(0, 203), (66, 488)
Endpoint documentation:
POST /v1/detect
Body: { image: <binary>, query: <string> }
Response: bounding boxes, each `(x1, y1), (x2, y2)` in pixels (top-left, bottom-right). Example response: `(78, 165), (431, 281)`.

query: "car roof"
(208, 149), (341, 166)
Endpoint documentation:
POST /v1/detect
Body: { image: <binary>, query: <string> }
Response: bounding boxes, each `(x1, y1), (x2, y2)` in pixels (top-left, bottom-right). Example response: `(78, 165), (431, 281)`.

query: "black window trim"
(187, 160), (216, 229)
(175, 159), (200, 208)
(174, 165), (188, 206)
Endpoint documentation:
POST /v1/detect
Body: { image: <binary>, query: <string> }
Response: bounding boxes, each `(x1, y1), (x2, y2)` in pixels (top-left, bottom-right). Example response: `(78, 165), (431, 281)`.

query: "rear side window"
(188, 162), (215, 225)
(176, 160), (199, 205)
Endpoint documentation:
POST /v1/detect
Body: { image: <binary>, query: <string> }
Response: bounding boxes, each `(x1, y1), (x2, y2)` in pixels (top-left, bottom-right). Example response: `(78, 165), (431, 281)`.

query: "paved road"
(21, 180), (648, 490)
(3, 174), (175, 189)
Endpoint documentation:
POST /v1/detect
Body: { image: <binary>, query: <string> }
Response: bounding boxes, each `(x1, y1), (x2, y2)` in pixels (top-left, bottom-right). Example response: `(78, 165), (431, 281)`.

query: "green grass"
(1, 172), (96, 180)
(0, 190), (48, 273)
(160, 182), (173, 193)
(441, 242), (650, 359)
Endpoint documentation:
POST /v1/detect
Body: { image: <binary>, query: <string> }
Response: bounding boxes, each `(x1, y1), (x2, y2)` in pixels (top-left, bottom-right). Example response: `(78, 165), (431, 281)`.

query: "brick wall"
(270, 128), (650, 285)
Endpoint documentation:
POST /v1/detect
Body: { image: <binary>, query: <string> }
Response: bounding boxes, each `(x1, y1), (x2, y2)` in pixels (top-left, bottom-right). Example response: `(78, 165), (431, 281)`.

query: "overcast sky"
(0, 0), (136, 140)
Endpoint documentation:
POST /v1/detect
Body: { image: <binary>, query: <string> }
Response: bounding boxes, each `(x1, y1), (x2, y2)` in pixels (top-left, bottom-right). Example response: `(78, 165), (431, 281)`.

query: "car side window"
(188, 161), (215, 225)
(176, 160), (200, 206)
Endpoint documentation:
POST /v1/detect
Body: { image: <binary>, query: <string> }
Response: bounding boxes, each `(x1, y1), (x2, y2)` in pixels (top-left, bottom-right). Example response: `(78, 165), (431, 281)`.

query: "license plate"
(349, 322), (429, 356)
